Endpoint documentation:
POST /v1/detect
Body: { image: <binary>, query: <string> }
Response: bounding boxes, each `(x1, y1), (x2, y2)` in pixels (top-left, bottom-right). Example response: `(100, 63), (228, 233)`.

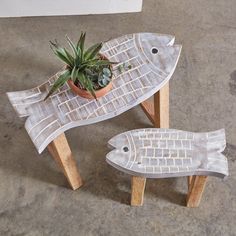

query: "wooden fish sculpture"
(106, 128), (228, 179)
(7, 33), (181, 153)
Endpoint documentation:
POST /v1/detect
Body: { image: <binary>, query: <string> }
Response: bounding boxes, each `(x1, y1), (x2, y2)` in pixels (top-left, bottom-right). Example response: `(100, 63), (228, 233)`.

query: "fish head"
(106, 133), (134, 170)
(136, 33), (182, 76)
(137, 33), (176, 46)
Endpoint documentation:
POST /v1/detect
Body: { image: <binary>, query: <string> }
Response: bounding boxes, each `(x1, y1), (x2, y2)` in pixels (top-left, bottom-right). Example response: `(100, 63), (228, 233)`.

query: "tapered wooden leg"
(140, 82), (169, 128)
(188, 176), (193, 189)
(154, 82), (169, 128)
(186, 176), (207, 208)
(47, 133), (83, 190)
(139, 84), (169, 205)
(140, 100), (155, 125)
(131, 176), (146, 206)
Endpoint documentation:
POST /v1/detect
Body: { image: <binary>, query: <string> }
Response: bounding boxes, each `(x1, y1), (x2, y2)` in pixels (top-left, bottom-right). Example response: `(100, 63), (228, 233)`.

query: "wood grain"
(140, 100), (155, 125)
(47, 133), (83, 190)
(131, 176), (146, 206)
(188, 176), (193, 189)
(186, 175), (207, 207)
(154, 82), (169, 128)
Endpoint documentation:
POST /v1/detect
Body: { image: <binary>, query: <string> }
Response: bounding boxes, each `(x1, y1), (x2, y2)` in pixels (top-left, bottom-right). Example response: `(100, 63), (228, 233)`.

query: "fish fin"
(168, 35), (175, 46)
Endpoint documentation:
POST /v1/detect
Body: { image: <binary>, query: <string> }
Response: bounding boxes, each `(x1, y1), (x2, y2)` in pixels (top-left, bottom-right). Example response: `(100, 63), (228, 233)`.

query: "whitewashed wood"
(7, 33), (181, 153)
(106, 128), (228, 179)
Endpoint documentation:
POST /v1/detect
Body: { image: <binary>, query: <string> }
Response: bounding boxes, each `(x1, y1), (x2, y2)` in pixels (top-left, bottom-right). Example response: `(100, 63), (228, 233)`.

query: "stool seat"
(106, 128), (229, 207)
(107, 128), (228, 178)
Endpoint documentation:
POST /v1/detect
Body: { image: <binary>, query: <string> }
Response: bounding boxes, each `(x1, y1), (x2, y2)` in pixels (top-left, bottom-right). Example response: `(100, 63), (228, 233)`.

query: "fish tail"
(206, 152), (229, 179)
(203, 129), (228, 178)
(206, 129), (226, 152)
(6, 88), (43, 117)
(6, 72), (59, 117)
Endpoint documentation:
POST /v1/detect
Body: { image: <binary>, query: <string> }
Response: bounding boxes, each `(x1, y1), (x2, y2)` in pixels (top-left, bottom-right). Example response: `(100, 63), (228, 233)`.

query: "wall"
(0, 0), (143, 17)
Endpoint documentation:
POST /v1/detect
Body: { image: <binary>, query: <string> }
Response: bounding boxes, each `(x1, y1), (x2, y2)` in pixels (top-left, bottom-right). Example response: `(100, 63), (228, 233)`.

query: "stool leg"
(47, 133), (83, 190)
(140, 82), (169, 128)
(139, 83), (169, 205)
(154, 82), (169, 128)
(131, 176), (146, 206)
(186, 175), (207, 207)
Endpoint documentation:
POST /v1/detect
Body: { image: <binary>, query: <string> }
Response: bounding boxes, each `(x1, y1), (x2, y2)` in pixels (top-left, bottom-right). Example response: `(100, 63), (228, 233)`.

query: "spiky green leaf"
(63, 48), (75, 66)
(85, 77), (97, 99)
(71, 66), (77, 82)
(76, 71), (87, 88)
(53, 48), (73, 67)
(81, 58), (100, 66)
(66, 35), (78, 57)
(74, 47), (82, 66)
(84, 42), (103, 60)
(77, 32), (86, 57)
(44, 70), (71, 100)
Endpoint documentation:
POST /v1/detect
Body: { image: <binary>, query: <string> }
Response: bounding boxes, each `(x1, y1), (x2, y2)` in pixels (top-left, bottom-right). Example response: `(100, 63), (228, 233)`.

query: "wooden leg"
(140, 100), (155, 125)
(131, 176), (146, 206)
(186, 176), (207, 208)
(140, 82), (169, 128)
(154, 82), (169, 128)
(188, 176), (193, 189)
(47, 133), (83, 190)
(139, 84), (169, 205)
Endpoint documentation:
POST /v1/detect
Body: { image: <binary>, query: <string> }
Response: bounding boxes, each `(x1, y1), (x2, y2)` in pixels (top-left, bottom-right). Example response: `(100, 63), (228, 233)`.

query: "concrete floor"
(0, 0), (236, 235)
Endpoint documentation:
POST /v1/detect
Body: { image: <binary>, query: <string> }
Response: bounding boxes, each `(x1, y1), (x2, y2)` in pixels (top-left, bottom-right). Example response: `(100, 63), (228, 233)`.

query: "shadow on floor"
(2, 106), (186, 206)
(0, 128), (68, 188)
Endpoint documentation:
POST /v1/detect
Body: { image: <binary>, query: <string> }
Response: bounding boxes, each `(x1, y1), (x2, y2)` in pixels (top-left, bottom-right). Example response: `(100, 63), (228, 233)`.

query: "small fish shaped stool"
(7, 33), (181, 190)
(106, 128), (229, 207)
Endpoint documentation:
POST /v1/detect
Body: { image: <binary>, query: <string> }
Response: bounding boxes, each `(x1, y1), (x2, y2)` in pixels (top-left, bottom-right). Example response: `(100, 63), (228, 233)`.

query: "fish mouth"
(107, 133), (132, 159)
(107, 139), (130, 152)
(107, 132), (131, 151)
(107, 136), (117, 150)
(106, 137), (120, 166)
(107, 141), (116, 151)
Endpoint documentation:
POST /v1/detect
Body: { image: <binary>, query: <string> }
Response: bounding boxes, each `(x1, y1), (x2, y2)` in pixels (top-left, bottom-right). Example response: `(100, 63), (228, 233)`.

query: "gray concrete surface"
(0, 0), (236, 235)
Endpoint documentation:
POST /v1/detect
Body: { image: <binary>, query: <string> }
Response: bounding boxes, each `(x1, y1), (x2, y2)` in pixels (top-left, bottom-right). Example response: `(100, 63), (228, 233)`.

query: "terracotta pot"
(67, 79), (112, 99)
(67, 54), (113, 99)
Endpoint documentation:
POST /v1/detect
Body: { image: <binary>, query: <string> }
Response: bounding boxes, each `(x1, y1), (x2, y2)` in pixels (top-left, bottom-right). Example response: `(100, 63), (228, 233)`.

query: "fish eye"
(123, 146), (129, 152)
(151, 47), (158, 54)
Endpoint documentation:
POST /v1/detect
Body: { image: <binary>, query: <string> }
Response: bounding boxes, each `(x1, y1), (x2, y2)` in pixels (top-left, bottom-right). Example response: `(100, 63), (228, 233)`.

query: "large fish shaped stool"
(106, 128), (229, 207)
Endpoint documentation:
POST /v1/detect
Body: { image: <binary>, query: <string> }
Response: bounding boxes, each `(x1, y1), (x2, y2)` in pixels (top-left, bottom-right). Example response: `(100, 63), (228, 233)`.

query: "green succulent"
(117, 62), (132, 73)
(98, 68), (112, 87)
(44, 32), (116, 100)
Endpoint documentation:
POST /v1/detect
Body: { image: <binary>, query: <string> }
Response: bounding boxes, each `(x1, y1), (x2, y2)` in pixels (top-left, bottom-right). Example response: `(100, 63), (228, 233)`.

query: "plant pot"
(67, 79), (112, 99)
(67, 54), (113, 99)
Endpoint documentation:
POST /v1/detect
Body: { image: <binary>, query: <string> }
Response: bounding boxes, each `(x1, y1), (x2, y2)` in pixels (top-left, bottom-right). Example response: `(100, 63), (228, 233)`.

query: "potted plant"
(44, 32), (117, 100)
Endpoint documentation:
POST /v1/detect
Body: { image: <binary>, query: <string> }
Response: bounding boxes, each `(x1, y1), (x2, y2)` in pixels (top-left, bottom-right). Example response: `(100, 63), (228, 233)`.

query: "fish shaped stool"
(106, 128), (229, 207)
(7, 33), (181, 190)
(7, 33), (181, 153)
